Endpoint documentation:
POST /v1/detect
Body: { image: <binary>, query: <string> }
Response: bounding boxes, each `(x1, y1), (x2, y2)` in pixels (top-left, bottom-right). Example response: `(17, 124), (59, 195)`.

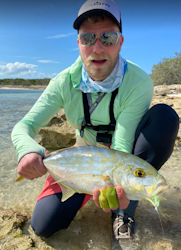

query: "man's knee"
(137, 103), (179, 139)
(31, 218), (50, 238)
(151, 104), (179, 126)
(31, 218), (68, 238)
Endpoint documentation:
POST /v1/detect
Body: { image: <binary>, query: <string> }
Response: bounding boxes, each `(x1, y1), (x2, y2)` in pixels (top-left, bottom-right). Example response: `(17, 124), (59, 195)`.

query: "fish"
(16, 137), (170, 208)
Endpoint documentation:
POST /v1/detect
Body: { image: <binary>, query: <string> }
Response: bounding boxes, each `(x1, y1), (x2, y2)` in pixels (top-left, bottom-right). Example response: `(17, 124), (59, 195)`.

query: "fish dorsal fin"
(74, 135), (93, 147)
(45, 136), (104, 159)
(53, 182), (76, 202)
(44, 145), (76, 159)
(96, 142), (109, 149)
(44, 136), (90, 159)
(75, 135), (109, 149)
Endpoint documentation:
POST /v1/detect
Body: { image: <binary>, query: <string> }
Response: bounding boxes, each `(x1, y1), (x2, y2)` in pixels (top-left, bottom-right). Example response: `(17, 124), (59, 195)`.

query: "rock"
(0, 210), (30, 240)
(38, 110), (76, 149)
(0, 210), (53, 250)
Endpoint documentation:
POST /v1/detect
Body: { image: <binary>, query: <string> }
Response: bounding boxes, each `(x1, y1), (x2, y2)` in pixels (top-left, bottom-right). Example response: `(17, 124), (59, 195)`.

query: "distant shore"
(0, 85), (47, 90)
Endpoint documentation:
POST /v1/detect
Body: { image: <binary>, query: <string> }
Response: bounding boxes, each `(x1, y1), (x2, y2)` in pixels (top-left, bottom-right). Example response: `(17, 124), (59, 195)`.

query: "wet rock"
(0, 210), (30, 240)
(0, 210), (53, 250)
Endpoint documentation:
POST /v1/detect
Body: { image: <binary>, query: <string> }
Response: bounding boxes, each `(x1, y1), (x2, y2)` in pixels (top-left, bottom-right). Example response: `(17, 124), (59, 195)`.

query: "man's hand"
(17, 150), (49, 180)
(93, 185), (130, 212)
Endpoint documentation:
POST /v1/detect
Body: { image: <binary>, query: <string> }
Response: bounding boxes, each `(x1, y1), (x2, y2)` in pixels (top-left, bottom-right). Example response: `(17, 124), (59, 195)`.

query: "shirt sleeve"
(11, 77), (64, 161)
(111, 79), (153, 153)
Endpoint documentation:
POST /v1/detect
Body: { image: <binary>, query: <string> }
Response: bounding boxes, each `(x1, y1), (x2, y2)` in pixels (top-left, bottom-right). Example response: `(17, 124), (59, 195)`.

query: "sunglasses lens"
(101, 32), (119, 46)
(79, 33), (96, 46)
(79, 32), (120, 46)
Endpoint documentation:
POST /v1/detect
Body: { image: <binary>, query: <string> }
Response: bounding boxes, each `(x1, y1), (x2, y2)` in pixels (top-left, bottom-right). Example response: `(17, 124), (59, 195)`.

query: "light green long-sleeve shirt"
(11, 56), (153, 161)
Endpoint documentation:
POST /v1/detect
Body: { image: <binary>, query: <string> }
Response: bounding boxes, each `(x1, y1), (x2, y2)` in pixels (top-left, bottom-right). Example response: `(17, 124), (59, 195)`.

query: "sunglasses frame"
(78, 31), (122, 47)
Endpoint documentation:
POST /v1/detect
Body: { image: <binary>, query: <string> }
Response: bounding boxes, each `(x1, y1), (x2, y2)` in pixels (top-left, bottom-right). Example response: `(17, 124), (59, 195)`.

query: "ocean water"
(0, 89), (47, 211)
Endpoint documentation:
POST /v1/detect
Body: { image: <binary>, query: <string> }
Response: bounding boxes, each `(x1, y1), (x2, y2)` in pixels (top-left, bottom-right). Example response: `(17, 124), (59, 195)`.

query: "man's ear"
(77, 38), (80, 45)
(119, 35), (124, 52)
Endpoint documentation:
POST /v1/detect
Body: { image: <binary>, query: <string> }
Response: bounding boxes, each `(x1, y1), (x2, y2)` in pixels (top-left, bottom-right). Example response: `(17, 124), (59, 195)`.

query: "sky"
(0, 0), (181, 79)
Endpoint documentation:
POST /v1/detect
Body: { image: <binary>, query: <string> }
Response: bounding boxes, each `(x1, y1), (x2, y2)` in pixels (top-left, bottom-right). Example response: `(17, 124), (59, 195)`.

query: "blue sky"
(0, 0), (181, 79)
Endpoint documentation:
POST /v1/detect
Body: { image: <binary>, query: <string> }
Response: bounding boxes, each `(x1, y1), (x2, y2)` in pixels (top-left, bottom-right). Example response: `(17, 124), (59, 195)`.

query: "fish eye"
(135, 169), (145, 177)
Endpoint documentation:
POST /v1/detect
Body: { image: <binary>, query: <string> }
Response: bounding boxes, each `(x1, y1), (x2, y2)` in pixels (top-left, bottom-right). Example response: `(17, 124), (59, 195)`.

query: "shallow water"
(0, 89), (181, 249)
(0, 89), (46, 211)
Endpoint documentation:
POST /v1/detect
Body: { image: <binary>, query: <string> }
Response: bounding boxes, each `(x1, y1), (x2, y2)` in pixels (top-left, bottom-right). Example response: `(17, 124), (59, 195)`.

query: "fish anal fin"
(58, 182), (76, 202)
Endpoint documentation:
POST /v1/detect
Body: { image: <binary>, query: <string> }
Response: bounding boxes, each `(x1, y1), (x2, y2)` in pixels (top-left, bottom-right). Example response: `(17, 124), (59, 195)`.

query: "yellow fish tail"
(16, 175), (24, 182)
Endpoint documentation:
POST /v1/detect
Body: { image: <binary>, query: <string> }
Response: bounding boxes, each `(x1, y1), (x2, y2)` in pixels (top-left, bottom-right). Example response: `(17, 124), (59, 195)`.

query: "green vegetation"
(150, 52), (181, 86)
(0, 78), (50, 86)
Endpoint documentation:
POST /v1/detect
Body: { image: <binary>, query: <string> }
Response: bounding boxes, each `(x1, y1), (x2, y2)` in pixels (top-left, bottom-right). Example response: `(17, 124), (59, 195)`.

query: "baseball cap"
(73, 0), (122, 32)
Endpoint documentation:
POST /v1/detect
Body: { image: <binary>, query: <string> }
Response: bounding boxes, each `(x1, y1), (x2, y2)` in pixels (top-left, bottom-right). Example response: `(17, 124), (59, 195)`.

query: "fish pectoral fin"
(58, 182), (76, 202)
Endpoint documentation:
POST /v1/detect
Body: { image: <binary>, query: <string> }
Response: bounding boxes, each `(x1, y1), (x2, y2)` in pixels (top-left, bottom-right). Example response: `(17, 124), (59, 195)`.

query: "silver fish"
(43, 138), (170, 207)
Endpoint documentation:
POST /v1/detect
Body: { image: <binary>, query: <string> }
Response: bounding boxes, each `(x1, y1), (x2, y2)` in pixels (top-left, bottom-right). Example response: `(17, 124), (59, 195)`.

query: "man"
(11, 0), (179, 249)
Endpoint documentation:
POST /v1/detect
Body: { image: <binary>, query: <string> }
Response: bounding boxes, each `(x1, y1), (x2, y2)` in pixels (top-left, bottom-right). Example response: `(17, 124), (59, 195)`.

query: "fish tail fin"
(16, 175), (24, 182)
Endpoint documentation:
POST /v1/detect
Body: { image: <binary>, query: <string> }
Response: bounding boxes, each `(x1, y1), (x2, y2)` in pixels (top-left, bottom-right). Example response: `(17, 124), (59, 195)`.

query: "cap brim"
(73, 9), (121, 32)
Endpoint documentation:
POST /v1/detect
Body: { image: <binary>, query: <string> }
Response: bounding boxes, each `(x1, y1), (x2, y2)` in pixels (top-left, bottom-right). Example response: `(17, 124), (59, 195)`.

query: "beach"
(0, 85), (47, 90)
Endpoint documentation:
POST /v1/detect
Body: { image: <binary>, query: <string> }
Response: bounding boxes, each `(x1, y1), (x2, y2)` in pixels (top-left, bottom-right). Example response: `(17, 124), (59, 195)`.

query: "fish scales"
(43, 145), (170, 204)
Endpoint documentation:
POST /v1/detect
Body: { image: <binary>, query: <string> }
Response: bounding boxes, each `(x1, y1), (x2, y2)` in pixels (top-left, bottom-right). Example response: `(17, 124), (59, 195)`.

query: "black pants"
(31, 104), (179, 237)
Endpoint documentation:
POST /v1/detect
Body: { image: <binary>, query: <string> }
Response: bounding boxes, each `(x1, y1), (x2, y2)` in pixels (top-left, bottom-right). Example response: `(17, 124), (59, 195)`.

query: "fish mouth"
(154, 182), (170, 196)
(145, 181), (170, 198)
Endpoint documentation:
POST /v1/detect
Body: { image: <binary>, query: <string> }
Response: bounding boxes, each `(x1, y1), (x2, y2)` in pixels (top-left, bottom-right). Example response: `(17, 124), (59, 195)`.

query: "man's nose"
(92, 39), (105, 54)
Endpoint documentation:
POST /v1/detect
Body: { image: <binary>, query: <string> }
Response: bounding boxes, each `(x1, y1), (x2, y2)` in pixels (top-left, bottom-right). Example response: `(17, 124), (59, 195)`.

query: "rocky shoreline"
(0, 84), (181, 250)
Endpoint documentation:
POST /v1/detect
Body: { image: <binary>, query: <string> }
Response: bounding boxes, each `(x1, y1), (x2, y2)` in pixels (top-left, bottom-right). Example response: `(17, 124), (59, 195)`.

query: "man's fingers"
(93, 189), (101, 208)
(35, 162), (47, 176)
(18, 173), (34, 180)
(44, 150), (50, 157)
(116, 186), (130, 209)
(17, 153), (47, 180)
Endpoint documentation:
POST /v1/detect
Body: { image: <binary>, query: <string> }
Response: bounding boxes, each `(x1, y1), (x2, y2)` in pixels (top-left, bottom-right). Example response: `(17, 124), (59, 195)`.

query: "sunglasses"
(78, 31), (122, 46)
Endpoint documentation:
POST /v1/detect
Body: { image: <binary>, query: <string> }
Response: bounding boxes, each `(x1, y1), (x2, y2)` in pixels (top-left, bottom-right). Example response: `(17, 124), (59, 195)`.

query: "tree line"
(0, 52), (180, 86)
(0, 78), (50, 86)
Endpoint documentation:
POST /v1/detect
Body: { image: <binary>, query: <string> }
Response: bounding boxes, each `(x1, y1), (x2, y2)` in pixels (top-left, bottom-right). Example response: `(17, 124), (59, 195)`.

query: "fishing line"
(155, 197), (165, 238)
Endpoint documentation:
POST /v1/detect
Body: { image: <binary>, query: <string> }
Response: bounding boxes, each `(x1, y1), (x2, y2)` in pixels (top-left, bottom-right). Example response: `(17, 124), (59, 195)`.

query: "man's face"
(77, 17), (124, 81)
